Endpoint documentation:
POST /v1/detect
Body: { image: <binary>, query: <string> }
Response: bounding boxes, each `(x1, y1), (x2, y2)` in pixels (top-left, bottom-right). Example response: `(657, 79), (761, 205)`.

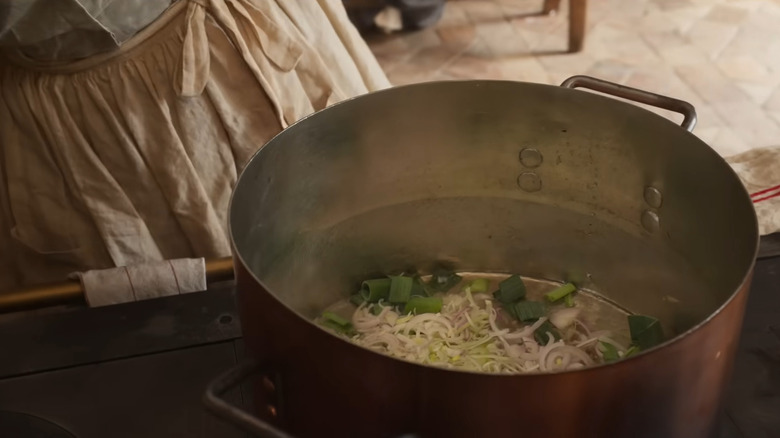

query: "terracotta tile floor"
(365, 0), (780, 157)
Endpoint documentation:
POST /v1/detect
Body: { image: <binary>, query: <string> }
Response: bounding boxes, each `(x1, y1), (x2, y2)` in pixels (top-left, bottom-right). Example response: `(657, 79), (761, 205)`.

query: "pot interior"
(230, 80), (758, 346)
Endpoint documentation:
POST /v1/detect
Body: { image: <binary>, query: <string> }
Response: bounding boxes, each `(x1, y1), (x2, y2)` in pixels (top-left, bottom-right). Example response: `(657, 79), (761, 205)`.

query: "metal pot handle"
(205, 360), (421, 438)
(560, 75), (698, 132)
(203, 359), (293, 438)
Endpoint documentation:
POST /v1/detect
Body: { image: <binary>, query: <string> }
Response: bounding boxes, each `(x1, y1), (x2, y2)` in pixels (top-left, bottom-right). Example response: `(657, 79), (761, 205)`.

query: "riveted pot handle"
(561, 75), (698, 132)
(203, 359), (293, 438)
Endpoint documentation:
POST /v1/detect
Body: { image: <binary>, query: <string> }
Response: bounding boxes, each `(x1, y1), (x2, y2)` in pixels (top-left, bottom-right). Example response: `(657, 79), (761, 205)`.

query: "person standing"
(0, 0), (390, 292)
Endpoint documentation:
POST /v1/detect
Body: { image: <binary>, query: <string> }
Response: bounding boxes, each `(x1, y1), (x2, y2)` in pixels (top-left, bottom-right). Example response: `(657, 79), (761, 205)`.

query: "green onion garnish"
(624, 345), (640, 357)
(349, 293), (365, 307)
(411, 275), (428, 297)
(427, 270), (462, 292)
(361, 278), (391, 302)
(370, 304), (385, 315)
(564, 293), (575, 308)
(628, 314), (664, 350)
(404, 296), (443, 314)
(321, 311), (356, 336)
(512, 300), (546, 322)
(322, 320), (356, 336)
(534, 320), (561, 345)
(545, 283), (576, 302)
(469, 278), (489, 293)
(493, 275), (526, 304)
(388, 276), (413, 303)
(599, 341), (620, 362)
(322, 311), (350, 327)
(504, 302), (519, 320)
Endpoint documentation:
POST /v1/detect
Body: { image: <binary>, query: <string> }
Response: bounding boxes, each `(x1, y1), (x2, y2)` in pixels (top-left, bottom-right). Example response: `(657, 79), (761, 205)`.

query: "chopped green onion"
(321, 311), (356, 336)
(427, 270), (462, 292)
(533, 320), (561, 345)
(349, 293), (365, 307)
(411, 275), (428, 297)
(493, 275), (526, 304)
(322, 320), (356, 336)
(370, 304), (385, 315)
(504, 302), (519, 320)
(404, 296), (443, 314)
(469, 278), (489, 293)
(628, 314), (664, 350)
(564, 293), (575, 308)
(545, 283), (576, 302)
(599, 341), (620, 362)
(511, 301), (546, 322)
(322, 311), (350, 327)
(361, 278), (391, 302)
(624, 345), (640, 358)
(388, 276), (413, 303)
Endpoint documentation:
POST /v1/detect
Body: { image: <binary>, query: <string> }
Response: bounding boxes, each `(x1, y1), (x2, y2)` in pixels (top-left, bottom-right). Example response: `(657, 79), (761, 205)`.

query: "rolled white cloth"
(73, 258), (207, 307)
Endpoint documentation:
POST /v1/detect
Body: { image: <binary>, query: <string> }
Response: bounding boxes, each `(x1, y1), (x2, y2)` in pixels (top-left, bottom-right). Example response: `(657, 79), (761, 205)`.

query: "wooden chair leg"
(568, 0), (587, 52)
(542, 0), (562, 14)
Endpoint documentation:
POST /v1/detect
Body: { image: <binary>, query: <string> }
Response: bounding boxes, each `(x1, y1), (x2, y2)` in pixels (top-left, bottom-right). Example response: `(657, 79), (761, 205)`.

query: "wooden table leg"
(543, 0), (562, 14)
(568, 0), (587, 52)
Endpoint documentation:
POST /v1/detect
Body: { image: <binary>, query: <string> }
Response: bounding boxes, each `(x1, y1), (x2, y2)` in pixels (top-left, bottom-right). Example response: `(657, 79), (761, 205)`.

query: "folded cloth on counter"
(72, 258), (207, 307)
(726, 145), (780, 236)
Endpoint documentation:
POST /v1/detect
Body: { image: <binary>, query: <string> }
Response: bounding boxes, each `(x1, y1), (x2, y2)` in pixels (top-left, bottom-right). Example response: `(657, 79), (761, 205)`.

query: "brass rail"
(0, 257), (235, 314)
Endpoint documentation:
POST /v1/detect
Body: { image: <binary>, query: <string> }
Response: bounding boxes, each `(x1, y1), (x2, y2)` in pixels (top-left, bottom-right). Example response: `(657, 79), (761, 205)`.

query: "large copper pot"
(205, 76), (759, 438)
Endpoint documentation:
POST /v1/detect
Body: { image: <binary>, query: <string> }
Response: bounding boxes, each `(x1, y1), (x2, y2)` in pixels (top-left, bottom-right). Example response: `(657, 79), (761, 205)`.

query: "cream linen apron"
(0, 0), (391, 292)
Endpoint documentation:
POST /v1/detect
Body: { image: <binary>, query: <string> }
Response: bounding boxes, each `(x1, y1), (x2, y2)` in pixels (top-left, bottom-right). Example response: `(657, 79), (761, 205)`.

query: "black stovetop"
(0, 237), (778, 438)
